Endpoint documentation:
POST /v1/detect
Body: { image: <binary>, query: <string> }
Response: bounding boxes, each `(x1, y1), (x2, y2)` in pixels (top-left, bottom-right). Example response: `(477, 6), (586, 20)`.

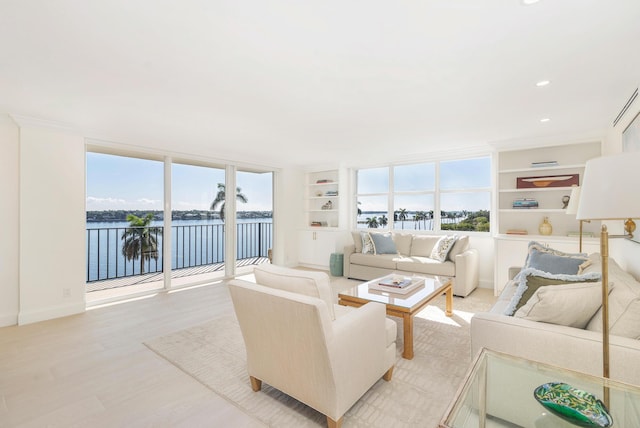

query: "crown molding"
(9, 114), (79, 133)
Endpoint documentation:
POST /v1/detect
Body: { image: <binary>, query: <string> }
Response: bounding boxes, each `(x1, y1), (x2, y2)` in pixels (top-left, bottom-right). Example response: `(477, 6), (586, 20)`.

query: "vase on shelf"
(539, 217), (553, 236)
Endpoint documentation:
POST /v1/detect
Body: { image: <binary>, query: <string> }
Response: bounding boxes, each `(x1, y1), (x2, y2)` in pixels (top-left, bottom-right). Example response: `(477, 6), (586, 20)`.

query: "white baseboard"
(0, 312), (18, 327)
(18, 302), (85, 325)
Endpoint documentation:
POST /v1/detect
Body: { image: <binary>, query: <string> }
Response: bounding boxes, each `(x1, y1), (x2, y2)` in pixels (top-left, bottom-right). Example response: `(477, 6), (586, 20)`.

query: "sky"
(86, 153), (273, 211)
(357, 157), (492, 212)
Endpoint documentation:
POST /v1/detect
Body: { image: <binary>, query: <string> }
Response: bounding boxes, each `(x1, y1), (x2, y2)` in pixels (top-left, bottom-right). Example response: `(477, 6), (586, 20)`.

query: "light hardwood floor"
(0, 278), (268, 427)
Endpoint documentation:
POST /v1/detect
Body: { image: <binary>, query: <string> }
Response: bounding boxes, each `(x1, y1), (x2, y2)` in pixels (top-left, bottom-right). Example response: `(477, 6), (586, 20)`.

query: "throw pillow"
(369, 232), (398, 255)
(361, 232), (375, 254)
(503, 268), (601, 316)
(527, 248), (591, 275)
(430, 235), (458, 262)
(524, 241), (589, 271)
(447, 235), (469, 261)
(515, 282), (609, 329)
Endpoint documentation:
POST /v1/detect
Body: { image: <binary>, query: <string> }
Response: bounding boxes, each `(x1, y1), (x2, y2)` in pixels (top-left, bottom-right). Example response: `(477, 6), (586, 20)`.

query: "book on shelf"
(512, 198), (539, 209)
(315, 179), (334, 184)
(531, 161), (558, 168)
(506, 229), (528, 235)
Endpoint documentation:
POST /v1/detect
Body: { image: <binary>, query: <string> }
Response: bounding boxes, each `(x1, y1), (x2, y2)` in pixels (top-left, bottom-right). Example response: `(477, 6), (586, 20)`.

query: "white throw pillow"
(430, 235), (458, 262)
(514, 282), (609, 328)
(361, 232), (375, 254)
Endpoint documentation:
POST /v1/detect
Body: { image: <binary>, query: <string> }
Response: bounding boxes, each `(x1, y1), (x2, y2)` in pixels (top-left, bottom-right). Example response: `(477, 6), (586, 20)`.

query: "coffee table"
(338, 274), (453, 360)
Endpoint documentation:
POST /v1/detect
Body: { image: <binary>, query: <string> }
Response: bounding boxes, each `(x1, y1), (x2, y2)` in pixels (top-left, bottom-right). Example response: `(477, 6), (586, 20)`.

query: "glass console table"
(440, 349), (640, 428)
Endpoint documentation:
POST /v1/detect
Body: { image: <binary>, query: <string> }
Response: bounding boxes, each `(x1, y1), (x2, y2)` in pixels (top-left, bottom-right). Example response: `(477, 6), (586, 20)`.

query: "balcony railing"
(86, 221), (272, 283)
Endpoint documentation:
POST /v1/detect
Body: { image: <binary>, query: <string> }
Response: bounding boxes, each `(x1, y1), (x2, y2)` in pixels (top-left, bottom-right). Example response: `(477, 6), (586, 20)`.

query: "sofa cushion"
(370, 232), (398, 255)
(253, 264), (336, 320)
(504, 268), (601, 316)
(447, 235), (469, 261)
(396, 257), (455, 277)
(431, 235), (458, 262)
(392, 233), (413, 255)
(514, 281), (606, 328)
(410, 235), (440, 257)
(351, 231), (363, 253)
(586, 254), (640, 339)
(349, 252), (398, 270)
(361, 232), (375, 254)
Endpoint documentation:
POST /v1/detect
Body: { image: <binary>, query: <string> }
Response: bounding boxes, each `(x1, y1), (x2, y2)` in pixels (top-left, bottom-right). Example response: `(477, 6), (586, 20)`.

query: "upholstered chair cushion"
(253, 264), (336, 320)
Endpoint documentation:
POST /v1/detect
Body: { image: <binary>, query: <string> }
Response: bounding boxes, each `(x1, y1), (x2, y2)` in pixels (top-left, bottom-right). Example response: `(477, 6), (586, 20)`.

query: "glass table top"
(338, 274), (452, 309)
(440, 349), (640, 428)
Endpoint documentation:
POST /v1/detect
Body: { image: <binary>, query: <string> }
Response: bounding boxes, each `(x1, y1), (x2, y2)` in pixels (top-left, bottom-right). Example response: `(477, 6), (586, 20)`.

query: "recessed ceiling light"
(522, 0), (540, 5)
(536, 80), (551, 87)
(540, 118), (550, 123)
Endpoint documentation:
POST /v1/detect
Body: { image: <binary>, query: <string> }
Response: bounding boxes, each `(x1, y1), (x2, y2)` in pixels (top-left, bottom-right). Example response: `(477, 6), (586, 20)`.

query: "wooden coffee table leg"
(403, 314), (414, 360)
(445, 286), (453, 317)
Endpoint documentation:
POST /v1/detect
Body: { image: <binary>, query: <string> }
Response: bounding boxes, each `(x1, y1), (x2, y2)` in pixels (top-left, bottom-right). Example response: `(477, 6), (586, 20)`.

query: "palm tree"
(413, 211), (425, 230)
(366, 217), (379, 228)
(378, 215), (388, 228)
(210, 183), (248, 221)
(121, 213), (162, 274)
(397, 208), (408, 229)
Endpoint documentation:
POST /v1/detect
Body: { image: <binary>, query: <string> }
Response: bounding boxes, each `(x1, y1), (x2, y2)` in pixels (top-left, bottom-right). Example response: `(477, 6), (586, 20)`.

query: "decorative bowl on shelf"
(533, 382), (612, 428)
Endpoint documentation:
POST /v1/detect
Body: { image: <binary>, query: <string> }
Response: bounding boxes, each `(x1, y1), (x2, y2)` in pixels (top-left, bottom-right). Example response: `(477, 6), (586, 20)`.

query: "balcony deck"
(86, 257), (269, 305)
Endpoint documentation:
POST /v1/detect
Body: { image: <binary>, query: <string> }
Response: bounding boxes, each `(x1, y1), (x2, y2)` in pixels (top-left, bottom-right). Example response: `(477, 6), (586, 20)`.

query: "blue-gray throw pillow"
(370, 232), (398, 255)
(527, 248), (589, 275)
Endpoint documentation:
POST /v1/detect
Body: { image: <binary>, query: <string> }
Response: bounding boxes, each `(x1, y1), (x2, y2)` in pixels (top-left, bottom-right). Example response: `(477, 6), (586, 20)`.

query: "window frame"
(354, 155), (492, 233)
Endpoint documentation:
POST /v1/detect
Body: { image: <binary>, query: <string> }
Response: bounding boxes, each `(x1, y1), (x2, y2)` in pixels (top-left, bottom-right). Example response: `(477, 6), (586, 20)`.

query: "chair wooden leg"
(327, 416), (342, 428)
(383, 366), (394, 381)
(249, 376), (262, 392)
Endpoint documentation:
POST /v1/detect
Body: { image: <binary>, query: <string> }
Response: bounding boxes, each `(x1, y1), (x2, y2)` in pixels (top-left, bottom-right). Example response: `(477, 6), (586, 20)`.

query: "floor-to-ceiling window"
(235, 169), (273, 268)
(86, 152), (165, 300)
(171, 161), (227, 286)
(86, 147), (276, 302)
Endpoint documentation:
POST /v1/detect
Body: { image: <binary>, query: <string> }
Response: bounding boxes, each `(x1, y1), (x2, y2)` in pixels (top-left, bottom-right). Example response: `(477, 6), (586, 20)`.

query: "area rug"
(144, 293), (493, 427)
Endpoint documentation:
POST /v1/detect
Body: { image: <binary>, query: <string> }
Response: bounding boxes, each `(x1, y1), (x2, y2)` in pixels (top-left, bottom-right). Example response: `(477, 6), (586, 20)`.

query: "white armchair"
(228, 264), (396, 428)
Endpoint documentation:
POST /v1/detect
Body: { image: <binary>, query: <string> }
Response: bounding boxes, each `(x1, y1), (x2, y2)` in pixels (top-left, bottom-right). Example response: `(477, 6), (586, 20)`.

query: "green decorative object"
(533, 382), (613, 428)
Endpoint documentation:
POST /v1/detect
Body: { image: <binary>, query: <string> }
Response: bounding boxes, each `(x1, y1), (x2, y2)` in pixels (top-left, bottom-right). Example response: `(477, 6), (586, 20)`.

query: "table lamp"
(576, 152), (640, 403)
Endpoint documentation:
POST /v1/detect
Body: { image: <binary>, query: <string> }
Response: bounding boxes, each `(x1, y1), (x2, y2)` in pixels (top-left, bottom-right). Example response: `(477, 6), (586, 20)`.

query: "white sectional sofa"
(343, 231), (479, 297)
(471, 252), (640, 386)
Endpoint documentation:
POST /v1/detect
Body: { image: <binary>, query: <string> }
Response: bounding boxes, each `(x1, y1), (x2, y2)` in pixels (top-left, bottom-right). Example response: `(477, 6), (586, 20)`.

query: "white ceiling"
(1, 0), (639, 168)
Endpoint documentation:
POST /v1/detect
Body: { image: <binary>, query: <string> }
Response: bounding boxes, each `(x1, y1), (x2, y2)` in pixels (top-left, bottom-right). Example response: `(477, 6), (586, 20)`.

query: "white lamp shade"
(565, 186), (581, 215)
(576, 152), (640, 220)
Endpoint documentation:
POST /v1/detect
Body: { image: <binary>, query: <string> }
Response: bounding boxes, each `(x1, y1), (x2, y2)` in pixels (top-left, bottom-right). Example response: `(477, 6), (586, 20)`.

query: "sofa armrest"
(471, 312), (640, 385)
(508, 266), (522, 280)
(343, 244), (355, 278)
(453, 249), (479, 297)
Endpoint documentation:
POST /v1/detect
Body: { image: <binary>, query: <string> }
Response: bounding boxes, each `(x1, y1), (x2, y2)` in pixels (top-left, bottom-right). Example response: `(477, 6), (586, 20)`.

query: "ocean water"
(86, 218), (272, 282)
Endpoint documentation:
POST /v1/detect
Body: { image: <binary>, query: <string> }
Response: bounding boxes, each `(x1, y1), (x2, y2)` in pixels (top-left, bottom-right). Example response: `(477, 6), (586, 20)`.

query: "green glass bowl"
(534, 382), (613, 428)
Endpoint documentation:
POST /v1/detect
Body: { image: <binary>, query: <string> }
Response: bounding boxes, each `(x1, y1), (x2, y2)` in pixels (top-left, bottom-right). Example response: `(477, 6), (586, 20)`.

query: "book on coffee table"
(378, 276), (412, 288)
(369, 275), (425, 295)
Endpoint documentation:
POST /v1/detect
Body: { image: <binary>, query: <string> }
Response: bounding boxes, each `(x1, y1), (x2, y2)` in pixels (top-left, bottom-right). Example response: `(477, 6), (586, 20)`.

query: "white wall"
(274, 167), (304, 267)
(0, 115), (20, 326)
(603, 95), (640, 279)
(18, 125), (86, 324)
